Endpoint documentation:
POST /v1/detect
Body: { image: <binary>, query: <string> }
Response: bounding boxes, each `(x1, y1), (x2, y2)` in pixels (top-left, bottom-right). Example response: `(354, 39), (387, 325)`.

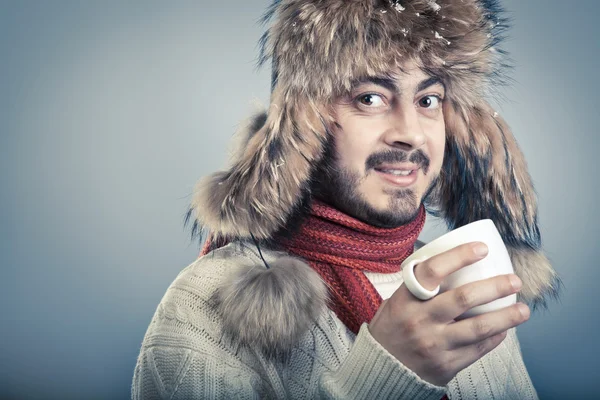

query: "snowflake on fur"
(428, 1), (441, 12)
(389, 0), (405, 12)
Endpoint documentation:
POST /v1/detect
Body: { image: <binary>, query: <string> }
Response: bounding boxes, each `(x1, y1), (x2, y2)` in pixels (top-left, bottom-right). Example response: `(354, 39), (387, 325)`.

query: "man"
(132, 0), (560, 398)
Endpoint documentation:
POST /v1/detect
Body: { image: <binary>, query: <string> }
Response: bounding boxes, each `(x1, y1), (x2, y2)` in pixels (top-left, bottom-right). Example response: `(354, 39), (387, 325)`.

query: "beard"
(312, 146), (439, 228)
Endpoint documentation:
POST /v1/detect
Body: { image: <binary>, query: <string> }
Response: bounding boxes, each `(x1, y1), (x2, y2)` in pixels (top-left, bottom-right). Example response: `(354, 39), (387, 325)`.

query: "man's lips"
(373, 165), (420, 187)
(373, 163), (420, 172)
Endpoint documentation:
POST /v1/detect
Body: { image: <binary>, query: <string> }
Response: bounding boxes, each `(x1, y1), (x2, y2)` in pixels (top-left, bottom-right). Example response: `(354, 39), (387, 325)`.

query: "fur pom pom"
(212, 255), (328, 359)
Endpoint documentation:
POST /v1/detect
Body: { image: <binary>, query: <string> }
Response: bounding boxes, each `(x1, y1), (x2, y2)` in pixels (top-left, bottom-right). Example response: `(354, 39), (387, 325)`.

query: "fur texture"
(212, 254), (328, 359)
(188, 0), (561, 355)
(509, 247), (562, 310)
(259, 0), (509, 105)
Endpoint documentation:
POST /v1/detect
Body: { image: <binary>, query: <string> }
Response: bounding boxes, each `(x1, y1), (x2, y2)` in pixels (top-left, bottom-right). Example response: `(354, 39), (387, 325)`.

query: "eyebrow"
(351, 75), (445, 94)
(354, 76), (399, 93)
(416, 76), (445, 93)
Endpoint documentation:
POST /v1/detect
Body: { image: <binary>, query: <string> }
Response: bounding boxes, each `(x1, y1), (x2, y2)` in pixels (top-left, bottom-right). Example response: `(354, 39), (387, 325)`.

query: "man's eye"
(358, 94), (385, 107)
(418, 95), (442, 109)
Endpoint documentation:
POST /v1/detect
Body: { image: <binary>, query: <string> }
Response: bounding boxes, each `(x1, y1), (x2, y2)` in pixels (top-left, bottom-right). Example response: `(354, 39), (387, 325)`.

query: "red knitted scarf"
(277, 199), (426, 334)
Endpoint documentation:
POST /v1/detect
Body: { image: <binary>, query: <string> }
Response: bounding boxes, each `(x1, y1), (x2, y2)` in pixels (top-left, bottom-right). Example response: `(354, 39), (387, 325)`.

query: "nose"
(382, 106), (427, 150)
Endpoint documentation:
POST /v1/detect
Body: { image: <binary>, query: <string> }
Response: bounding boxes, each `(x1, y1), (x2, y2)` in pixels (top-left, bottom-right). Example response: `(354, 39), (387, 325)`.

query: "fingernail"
(473, 243), (488, 257)
(518, 303), (530, 319)
(510, 274), (522, 291)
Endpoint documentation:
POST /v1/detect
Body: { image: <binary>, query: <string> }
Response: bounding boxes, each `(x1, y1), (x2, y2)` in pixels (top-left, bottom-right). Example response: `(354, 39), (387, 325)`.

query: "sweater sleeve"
(317, 323), (447, 400)
(446, 327), (539, 399)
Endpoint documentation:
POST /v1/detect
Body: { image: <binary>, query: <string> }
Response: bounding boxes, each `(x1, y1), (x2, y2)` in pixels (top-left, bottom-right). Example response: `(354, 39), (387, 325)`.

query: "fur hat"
(187, 0), (560, 356)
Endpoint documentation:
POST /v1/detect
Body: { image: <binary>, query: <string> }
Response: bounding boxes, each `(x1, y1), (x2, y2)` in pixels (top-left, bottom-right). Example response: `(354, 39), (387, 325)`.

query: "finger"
(412, 242), (489, 291)
(446, 331), (508, 375)
(443, 302), (529, 349)
(427, 273), (522, 322)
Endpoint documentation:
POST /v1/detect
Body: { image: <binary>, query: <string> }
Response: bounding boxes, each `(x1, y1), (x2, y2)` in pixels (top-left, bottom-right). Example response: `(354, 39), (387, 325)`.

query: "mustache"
(365, 149), (430, 173)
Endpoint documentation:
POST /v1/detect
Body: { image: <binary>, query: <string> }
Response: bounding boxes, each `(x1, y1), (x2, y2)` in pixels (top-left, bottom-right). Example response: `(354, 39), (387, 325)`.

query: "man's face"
(314, 65), (446, 228)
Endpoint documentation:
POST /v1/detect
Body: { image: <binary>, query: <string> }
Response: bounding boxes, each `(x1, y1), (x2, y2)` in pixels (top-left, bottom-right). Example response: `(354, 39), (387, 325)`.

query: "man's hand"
(368, 242), (529, 387)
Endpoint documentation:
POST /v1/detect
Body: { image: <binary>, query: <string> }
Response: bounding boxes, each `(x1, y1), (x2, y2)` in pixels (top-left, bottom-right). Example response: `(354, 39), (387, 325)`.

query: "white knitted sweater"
(131, 242), (539, 399)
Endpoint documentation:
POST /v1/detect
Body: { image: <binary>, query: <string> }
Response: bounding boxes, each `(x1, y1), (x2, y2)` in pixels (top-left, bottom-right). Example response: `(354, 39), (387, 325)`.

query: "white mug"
(401, 219), (517, 319)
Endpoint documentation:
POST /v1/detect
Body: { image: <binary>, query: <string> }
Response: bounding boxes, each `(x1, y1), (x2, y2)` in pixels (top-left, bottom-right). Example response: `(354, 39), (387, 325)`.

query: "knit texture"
(278, 199), (426, 334)
(132, 242), (539, 399)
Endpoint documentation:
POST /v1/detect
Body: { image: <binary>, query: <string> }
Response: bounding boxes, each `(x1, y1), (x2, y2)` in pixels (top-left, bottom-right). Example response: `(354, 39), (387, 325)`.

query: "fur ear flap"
(189, 86), (328, 240)
(430, 99), (561, 309)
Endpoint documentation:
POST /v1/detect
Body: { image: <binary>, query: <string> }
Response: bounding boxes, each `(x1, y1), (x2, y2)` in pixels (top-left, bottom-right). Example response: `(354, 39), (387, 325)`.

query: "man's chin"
(349, 195), (421, 228)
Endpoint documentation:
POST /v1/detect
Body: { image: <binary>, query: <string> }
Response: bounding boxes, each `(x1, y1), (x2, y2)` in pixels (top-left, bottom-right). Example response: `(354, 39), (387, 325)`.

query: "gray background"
(1, 0), (598, 399)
